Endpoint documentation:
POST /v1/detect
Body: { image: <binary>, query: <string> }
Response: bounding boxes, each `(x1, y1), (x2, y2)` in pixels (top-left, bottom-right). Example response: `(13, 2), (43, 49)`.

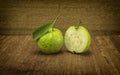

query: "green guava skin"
(37, 28), (63, 54)
(65, 26), (91, 53)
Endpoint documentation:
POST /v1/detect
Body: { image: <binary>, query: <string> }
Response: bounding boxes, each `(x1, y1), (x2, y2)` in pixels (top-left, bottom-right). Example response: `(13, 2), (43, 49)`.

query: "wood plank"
(91, 36), (120, 75)
(0, 35), (120, 75)
(0, 0), (120, 34)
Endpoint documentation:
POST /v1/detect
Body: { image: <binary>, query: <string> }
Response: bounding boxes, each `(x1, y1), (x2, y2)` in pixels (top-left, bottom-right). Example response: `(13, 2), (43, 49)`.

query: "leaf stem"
(79, 19), (82, 25)
(75, 19), (82, 29)
(51, 14), (60, 31)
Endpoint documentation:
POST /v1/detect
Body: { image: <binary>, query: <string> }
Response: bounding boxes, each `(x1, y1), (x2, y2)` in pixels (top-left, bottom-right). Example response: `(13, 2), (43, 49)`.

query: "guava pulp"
(65, 26), (91, 53)
(37, 28), (63, 54)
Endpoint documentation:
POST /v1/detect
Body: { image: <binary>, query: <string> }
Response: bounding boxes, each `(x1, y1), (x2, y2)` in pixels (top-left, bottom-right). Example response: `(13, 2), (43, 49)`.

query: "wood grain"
(0, 0), (120, 34)
(0, 35), (120, 75)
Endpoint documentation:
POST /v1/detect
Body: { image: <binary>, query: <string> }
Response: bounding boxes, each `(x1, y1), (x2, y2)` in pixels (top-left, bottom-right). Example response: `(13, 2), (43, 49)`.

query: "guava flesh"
(65, 26), (91, 53)
(37, 28), (63, 54)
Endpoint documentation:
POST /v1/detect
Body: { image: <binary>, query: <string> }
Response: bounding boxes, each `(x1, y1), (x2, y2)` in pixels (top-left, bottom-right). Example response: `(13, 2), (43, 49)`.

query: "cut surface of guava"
(65, 26), (91, 53)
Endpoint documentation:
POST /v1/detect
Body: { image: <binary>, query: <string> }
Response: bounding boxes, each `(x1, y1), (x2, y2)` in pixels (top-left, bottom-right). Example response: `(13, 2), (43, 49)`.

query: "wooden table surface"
(0, 34), (120, 75)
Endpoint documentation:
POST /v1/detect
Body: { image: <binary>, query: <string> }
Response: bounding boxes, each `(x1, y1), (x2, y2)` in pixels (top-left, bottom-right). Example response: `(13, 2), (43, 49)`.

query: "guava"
(33, 15), (63, 54)
(65, 25), (91, 53)
(37, 28), (63, 54)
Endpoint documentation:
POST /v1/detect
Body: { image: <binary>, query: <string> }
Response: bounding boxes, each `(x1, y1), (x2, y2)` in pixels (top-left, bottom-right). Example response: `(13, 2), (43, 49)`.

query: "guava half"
(65, 26), (91, 53)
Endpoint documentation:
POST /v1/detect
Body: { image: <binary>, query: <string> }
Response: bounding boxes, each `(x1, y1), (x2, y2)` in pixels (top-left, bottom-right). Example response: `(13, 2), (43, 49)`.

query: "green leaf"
(33, 23), (52, 41)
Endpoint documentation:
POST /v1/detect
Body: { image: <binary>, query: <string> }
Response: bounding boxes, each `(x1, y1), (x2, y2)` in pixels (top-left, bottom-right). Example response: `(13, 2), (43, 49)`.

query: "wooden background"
(0, 0), (120, 34)
(0, 0), (120, 75)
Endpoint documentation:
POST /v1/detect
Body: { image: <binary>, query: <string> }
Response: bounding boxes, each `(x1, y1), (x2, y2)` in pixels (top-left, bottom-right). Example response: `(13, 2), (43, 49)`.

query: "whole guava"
(37, 28), (63, 54)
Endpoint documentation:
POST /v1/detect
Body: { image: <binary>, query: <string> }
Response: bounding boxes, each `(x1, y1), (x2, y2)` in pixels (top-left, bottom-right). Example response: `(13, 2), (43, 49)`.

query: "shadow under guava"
(33, 49), (92, 56)
(33, 49), (64, 56)
(66, 50), (92, 56)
